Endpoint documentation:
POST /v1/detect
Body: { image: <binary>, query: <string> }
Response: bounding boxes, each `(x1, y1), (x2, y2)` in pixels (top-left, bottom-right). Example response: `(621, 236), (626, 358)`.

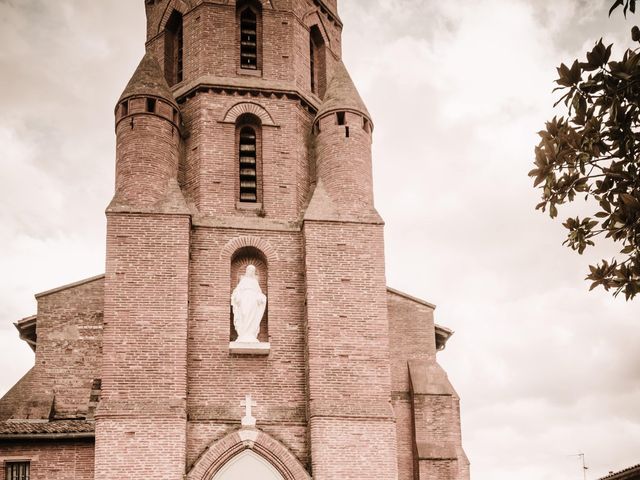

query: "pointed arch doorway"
(213, 450), (285, 480)
(186, 430), (311, 480)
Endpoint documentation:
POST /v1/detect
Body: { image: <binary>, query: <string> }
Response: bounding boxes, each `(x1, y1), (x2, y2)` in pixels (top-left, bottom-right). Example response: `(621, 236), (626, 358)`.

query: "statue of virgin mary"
(231, 265), (267, 343)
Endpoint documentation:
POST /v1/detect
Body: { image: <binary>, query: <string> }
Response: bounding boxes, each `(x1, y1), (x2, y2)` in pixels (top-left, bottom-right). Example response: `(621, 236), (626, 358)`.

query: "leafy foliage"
(529, 14), (640, 299)
(610, 0), (636, 17)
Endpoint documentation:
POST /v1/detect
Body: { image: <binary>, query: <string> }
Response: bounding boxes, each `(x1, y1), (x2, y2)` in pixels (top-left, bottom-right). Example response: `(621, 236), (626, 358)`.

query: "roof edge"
(435, 324), (455, 351)
(35, 274), (105, 299)
(13, 315), (37, 352)
(599, 464), (640, 480)
(0, 432), (95, 441)
(387, 287), (436, 309)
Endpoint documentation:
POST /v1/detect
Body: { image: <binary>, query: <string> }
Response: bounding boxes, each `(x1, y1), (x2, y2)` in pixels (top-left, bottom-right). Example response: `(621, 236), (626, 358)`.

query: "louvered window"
(240, 9), (258, 70)
(239, 126), (258, 202)
(6, 462), (30, 480)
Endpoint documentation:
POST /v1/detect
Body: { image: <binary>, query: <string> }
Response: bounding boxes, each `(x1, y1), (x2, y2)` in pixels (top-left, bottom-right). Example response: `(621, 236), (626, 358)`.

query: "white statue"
(231, 265), (267, 343)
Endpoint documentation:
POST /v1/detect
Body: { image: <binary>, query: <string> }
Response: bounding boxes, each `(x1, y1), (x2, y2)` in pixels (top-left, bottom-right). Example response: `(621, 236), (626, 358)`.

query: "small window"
(6, 462), (30, 480)
(239, 126), (258, 202)
(240, 8), (258, 70)
(121, 101), (129, 117)
(165, 10), (184, 86)
(363, 118), (370, 133)
(336, 112), (345, 125)
(309, 26), (326, 97)
(146, 98), (157, 113)
(310, 36), (316, 93)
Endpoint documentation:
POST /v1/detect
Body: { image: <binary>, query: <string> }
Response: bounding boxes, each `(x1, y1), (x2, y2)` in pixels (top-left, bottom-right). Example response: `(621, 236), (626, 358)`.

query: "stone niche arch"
(186, 430), (311, 480)
(222, 102), (277, 127)
(230, 246), (268, 342)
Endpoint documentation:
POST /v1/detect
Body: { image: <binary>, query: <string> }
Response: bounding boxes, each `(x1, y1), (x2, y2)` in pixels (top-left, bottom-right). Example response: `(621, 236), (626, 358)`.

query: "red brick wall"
(179, 93), (314, 220)
(303, 220), (398, 480)
(186, 227), (309, 470)
(145, 1), (343, 96)
(0, 278), (104, 421)
(388, 292), (469, 480)
(0, 441), (94, 480)
(96, 213), (190, 480)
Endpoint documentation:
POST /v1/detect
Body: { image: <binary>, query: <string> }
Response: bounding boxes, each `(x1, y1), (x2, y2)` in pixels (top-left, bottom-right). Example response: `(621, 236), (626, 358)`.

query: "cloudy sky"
(1, 0), (639, 479)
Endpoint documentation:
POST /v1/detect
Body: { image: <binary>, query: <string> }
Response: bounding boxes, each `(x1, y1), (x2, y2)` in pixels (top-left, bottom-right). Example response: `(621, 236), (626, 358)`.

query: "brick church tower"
(0, 2), (469, 480)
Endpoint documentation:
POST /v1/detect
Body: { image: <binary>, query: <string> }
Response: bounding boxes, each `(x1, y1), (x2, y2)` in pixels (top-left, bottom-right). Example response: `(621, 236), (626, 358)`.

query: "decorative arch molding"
(156, 0), (189, 34)
(186, 429), (311, 480)
(221, 236), (278, 263)
(222, 102), (277, 127)
(302, 10), (332, 49)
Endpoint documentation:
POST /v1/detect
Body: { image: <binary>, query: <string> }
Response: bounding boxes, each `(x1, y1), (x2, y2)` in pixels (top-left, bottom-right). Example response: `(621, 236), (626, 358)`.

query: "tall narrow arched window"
(238, 2), (262, 71)
(236, 114), (262, 204)
(309, 36), (316, 93)
(309, 26), (326, 97)
(165, 11), (184, 86)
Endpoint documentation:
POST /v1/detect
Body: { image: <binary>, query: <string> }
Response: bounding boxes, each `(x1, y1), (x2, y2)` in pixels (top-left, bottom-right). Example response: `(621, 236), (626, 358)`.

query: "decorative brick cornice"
(173, 76), (320, 115)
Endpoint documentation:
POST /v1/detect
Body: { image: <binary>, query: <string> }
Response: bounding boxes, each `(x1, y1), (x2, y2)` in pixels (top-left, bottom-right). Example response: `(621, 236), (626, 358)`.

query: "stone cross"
(240, 394), (257, 427)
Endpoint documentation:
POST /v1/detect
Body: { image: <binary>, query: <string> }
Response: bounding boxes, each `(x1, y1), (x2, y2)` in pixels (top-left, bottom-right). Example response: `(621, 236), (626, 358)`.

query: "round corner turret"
(311, 62), (375, 212)
(114, 52), (182, 206)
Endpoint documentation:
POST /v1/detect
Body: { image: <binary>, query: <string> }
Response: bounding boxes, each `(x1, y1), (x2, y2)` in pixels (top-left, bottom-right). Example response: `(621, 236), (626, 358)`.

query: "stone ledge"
(229, 342), (270, 355)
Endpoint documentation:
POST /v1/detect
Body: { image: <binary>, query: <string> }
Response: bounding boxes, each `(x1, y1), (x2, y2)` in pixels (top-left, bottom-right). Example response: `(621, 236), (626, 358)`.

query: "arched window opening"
(236, 114), (262, 204)
(309, 26), (326, 97)
(310, 36), (316, 94)
(230, 247), (268, 343)
(238, 3), (262, 71)
(165, 11), (184, 86)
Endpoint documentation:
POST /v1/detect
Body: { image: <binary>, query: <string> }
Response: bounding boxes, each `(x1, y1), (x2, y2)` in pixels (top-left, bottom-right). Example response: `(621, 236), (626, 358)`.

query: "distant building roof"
(600, 464), (640, 480)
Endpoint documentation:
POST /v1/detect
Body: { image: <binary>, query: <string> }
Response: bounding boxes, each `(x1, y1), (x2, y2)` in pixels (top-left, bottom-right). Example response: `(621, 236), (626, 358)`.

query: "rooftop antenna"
(569, 453), (589, 480)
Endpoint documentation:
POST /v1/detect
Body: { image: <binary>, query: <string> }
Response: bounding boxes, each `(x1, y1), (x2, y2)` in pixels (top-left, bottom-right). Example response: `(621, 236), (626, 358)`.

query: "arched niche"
(213, 450), (284, 480)
(230, 246), (268, 342)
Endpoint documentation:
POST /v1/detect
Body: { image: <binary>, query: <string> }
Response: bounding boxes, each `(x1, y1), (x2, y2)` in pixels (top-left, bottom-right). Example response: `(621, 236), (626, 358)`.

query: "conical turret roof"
(315, 61), (371, 123)
(118, 52), (178, 107)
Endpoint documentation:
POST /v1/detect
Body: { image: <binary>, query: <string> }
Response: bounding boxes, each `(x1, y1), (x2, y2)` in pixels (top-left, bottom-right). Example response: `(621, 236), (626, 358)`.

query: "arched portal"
(186, 429), (310, 480)
(212, 450), (284, 480)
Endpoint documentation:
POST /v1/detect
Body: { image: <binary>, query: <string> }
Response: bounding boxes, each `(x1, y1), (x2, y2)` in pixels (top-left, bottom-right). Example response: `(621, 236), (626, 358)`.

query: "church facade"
(0, 1), (469, 479)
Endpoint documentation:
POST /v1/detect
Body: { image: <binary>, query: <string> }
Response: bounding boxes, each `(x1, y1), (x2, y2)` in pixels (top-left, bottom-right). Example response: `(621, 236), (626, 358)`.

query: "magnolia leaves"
(529, 31), (640, 300)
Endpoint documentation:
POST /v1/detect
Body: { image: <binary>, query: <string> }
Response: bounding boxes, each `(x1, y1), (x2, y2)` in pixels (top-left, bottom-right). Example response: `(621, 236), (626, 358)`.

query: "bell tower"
(98, 1), (398, 479)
